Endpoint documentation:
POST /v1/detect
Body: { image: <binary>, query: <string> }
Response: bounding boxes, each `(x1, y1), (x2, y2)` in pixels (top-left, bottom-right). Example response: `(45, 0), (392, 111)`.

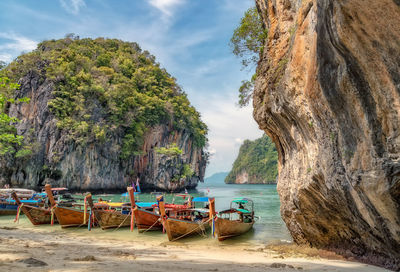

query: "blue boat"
(0, 189), (43, 215)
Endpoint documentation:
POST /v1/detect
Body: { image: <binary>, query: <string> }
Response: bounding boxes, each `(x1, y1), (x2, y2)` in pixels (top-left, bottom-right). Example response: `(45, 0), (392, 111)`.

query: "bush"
(0, 77), (31, 157)
(155, 143), (183, 157)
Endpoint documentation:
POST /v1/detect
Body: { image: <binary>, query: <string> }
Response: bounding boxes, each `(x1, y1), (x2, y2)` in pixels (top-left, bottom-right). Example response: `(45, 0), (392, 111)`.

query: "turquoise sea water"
(196, 182), (291, 245)
(0, 183), (291, 246)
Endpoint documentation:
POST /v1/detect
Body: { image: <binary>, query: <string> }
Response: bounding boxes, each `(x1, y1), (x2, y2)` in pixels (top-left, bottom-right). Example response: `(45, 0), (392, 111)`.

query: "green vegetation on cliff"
(230, 6), (267, 107)
(2, 36), (207, 159)
(0, 77), (31, 157)
(155, 143), (194, 182)
(225, 134), (277, 184)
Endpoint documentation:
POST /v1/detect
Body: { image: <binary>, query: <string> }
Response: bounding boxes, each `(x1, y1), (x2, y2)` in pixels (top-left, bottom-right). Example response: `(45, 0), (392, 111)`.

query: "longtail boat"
(11, 191), (58, 225)
(86, 190), (133, 230)
(0, 188), (37, 199)
(45, 184), (107, 228)
(0, 189), (43, 215)
(131, 191), (192, 233)
(130, 188), (162, 232)
(211, 197), (256, 241)
(159, 196), (211, 241)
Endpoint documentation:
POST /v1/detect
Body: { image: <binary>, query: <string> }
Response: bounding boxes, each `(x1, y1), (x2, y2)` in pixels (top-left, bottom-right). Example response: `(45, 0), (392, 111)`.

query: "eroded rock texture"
(254, 0), (400, 269)
(0, 71), (206, 192)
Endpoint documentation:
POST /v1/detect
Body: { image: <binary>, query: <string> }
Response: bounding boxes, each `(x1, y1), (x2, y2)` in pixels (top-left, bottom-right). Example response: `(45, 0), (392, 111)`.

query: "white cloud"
(0, 33), (37, 63)
(189, 92), (263, 176)
(59, 0), (86, 15)
(0, 53), (12, 63)
(0, 33), (37, 52)
(147, 0), (185, 17)
(235, 138), (243, 144)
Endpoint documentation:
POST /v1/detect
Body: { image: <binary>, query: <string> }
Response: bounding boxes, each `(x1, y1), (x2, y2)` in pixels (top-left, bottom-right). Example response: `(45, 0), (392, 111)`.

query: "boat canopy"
(136, 202), (157, 208)
(6, 199), (41, 204)
(191, 197), (210, 202)
(103, 202), (128, 207)
(34, 193), (47, 198)
(0, 188), (36, 194)
(51, 187), (68, 191)
(232, 197), (251, 204)
(236, 208), (251, 214)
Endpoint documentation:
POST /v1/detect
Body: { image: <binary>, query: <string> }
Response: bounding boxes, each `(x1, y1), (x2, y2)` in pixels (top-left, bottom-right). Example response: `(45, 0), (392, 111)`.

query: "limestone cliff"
(0, 38), (207, 192)
(254, 0), (400, 269)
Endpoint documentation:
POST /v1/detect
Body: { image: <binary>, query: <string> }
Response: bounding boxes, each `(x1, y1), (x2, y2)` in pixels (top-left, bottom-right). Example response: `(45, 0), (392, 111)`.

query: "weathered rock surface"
(0, 71), (206, 192)
(254, 0), (400, 269)
(233, 171), (250, 184)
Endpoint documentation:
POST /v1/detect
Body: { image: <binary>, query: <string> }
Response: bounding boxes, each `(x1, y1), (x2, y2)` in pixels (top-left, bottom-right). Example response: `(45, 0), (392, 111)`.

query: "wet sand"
(0, 223), (389, 272)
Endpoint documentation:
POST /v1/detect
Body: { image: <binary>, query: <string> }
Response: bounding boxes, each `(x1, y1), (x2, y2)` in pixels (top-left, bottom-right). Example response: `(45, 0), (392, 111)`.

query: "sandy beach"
(0, 224), (389, 272)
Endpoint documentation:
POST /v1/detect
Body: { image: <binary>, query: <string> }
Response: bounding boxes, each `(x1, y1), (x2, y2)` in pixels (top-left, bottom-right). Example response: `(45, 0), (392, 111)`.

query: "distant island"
(225, 135), (277, 184)
(204, 172), (229, 184)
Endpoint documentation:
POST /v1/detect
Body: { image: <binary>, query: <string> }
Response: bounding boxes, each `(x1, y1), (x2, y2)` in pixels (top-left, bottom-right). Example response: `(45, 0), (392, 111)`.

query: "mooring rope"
(74, 206), (91, 229)
(112, 210), (132, 232)
(169, 217), (212, 242)
(141, 217), (162, 233)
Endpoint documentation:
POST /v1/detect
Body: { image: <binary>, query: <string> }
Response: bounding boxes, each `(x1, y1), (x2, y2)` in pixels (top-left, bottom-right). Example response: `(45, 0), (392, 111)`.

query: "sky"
(0, 0), (264, 177)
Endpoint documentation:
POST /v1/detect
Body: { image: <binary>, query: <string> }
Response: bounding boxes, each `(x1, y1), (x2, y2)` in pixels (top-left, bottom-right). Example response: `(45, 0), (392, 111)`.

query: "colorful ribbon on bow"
(50, 204), (57, 226)
(14, 203), (24, 223)
(83, 196), (87, 224)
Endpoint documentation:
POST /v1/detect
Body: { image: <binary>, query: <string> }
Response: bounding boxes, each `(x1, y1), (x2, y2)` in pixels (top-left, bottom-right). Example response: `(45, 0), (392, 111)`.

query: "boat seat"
(236, 208), (250, 214)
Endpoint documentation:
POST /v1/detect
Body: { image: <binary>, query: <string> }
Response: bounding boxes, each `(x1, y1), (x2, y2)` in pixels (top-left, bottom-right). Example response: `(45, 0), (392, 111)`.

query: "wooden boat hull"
(94, 210), (131, 230)
(55, 206), (91, 228)
(0, 208), (17, 215)
(165, 218), (209, 241)
(133, 208), (162, 232)
(21, 205), (58, 225)
(0, 202), (18, 215)
(213, 217), (254, 241)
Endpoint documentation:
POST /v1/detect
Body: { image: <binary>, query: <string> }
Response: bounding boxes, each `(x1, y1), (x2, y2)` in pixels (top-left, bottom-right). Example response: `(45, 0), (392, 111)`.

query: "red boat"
(159, 196), (212, 241)
(129, 189), (192, 232)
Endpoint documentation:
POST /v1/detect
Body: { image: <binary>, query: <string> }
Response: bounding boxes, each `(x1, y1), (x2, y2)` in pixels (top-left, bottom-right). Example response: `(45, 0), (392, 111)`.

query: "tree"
(0, 77), (31, 157)
(230, 6), (267, 107)
(0, 61), (6, 70)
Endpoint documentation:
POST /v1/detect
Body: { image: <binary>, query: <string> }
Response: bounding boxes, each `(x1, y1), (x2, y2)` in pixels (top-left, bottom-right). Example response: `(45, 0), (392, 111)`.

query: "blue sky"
(0, 0), (263, 177)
